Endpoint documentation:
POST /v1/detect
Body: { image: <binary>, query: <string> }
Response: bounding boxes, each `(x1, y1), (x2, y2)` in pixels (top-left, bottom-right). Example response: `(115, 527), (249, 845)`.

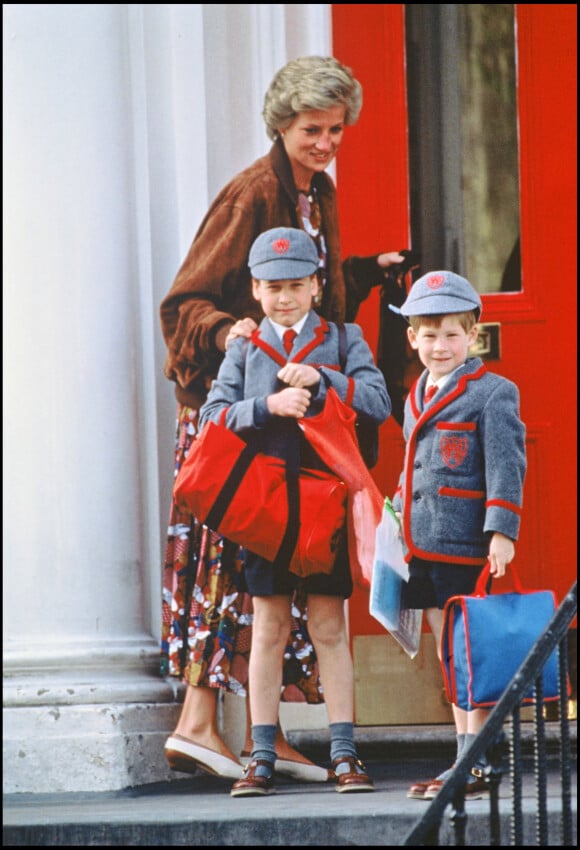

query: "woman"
(160, 55), (406, 783)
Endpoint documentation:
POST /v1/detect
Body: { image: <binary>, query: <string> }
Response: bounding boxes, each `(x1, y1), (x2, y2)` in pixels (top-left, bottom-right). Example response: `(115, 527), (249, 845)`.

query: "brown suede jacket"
(160, 138), (384, 409)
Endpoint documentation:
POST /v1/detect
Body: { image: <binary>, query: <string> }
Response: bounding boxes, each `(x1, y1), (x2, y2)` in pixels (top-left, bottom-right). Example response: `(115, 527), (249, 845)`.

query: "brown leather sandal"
(332, 756), (375, 793)
(230, 759), (276, 798)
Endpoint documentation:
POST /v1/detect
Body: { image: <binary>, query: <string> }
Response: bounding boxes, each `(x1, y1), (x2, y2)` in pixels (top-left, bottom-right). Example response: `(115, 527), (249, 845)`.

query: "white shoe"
(165, 734), (243, 780)
(240, 750), (334, 783)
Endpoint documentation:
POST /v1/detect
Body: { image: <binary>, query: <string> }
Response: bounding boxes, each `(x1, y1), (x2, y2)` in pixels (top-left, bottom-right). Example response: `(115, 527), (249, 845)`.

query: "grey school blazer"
(199, 310), (390, 461)
(392, 357), (526, 566)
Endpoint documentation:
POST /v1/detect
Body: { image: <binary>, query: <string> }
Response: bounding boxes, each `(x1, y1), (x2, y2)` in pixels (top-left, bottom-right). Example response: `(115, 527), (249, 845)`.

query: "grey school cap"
(249, 226), (319, 281)
(399, 270), (482, 320)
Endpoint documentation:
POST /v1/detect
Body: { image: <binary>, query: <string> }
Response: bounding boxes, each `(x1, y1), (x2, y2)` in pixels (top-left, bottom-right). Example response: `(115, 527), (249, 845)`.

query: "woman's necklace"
(297, 186), (326, 304)
(297, 188), (322, 236)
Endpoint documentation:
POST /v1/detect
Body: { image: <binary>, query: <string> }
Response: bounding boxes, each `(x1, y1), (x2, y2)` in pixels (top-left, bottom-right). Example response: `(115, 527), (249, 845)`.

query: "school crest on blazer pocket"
(440, 434), (469, 469)
(433, 420), (477, 473)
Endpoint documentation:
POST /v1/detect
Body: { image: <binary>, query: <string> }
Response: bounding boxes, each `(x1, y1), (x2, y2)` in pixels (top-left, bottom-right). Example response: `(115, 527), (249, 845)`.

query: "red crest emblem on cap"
(272, 238), (290, 254)
(440, 435), (468, 469)
(427, 274), (445, 290)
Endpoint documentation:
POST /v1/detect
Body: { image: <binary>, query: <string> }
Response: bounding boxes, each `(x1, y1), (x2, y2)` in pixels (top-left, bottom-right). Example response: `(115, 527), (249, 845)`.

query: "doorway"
(405, 4), (521, 294)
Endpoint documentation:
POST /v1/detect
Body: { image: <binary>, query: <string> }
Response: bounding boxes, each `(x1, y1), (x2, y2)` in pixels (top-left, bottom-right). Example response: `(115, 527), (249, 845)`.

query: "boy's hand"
(267, 387), (312, 418)
(394, 511), (403, 533)
(224, 317), (258, 350)
(277, 363), (320, 388)
(488, 532), (515, 577)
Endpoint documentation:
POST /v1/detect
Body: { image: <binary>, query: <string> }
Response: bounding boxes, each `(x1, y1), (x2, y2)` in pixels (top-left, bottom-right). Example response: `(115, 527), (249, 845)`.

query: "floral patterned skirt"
(160, 404), (323, 703)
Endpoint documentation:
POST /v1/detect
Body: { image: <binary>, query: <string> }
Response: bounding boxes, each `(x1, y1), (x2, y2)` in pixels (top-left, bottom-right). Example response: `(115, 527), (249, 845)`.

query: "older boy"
(391, 270), (526, 800)
(199, 226), (390, 796)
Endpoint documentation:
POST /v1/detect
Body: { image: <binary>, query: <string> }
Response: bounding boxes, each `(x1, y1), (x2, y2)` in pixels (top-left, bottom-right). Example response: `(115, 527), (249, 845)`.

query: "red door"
(332, 4), (577, 645)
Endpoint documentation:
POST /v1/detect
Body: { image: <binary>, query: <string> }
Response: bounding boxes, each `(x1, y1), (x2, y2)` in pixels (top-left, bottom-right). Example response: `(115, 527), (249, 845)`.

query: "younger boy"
(199, 226), (390, 797)
(391, 270), (526, 800)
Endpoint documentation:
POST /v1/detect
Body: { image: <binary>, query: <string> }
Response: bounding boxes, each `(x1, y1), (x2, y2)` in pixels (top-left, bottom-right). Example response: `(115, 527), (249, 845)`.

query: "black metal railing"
(403, 581), (577, 846)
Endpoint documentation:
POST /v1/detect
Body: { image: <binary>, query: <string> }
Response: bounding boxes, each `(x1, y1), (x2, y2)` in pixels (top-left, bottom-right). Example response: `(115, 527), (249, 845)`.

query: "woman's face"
(280, 105), (346, 189)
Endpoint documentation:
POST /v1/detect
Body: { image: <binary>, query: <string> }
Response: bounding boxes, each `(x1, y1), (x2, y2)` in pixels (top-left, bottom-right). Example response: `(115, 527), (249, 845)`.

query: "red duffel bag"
(173, 410), (347, 578)
(299, 385), (384, 588)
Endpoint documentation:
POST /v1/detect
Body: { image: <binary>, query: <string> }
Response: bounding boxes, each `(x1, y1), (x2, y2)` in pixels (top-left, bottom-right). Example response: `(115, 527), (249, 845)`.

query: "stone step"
(3, 749), (576, 846)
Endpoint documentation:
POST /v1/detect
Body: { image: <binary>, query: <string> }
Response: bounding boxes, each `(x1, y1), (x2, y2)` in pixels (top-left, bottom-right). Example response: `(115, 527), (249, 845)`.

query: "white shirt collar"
(426, 363), (464, 391)
(269, 314), (308, 341)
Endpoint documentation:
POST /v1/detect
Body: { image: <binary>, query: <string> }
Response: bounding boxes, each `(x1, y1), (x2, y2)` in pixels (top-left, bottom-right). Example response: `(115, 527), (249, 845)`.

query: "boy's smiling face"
(252, 275), (319, 327)
(407, 314), (478, 381)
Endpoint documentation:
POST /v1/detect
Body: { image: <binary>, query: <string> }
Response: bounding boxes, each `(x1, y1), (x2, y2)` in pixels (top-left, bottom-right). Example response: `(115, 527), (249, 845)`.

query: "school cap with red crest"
(249, 226), (319, 281)
(398, 270), (482, 321)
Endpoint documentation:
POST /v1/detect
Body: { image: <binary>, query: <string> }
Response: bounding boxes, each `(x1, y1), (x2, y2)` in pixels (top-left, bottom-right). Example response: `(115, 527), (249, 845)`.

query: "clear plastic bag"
(369, 498), (422, 658)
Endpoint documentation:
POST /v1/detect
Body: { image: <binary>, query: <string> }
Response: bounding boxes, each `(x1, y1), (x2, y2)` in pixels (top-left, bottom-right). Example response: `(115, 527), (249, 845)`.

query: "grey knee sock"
(250, 724), (276, 779)
(329, 721), (358, 763)
(465, 732), (488, 784)
(436, 733), (466, 781)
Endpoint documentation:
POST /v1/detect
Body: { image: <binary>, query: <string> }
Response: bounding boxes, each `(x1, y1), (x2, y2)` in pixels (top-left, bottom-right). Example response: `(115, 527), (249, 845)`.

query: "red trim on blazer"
(436, 421), (477, 431)
(405, 542), (487, 566)
(410, 364), (488, 426)
(409, 382), (421, 419)
(402, 365), (488, 551)
(291, 319), (329, 363)
(439, 487), (485, 499)
(345, 377), (355, 406)
(250, 317), (330, 365)
(250, 330), (285, 365)
(486, 498), (523, 515)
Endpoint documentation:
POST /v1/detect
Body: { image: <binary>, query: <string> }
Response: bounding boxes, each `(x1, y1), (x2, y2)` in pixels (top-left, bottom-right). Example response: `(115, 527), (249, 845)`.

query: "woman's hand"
(225, 317), (258, 350)
(376, 251), (420, 282)
(377, 251), (407, 269)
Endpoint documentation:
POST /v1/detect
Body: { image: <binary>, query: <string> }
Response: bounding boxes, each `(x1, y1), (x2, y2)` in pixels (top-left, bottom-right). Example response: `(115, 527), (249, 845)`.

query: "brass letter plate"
(470, 322), (501, 360)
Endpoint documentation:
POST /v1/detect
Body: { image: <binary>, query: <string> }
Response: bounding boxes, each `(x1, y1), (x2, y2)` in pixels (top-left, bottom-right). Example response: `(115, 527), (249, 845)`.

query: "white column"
(3, 3), (330, 794)
(2, 3), (185, 793)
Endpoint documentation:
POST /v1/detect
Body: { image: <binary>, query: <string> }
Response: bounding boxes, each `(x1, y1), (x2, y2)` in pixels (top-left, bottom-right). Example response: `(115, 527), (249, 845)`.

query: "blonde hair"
(262, 56), (363, 141)
(409, 311), (478, 333)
